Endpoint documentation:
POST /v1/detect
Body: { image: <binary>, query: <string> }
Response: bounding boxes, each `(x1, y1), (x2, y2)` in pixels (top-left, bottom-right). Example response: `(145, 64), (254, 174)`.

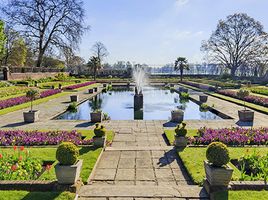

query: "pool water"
(56, 86), (222, 120)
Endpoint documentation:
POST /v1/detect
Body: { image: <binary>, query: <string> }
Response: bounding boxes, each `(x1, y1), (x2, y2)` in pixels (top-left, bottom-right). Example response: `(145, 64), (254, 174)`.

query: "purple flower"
(63, 81), (96, 90)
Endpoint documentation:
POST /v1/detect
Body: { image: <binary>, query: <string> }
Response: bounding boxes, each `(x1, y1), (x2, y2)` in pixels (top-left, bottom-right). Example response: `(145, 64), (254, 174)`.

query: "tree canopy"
(201, 13), (268, 77)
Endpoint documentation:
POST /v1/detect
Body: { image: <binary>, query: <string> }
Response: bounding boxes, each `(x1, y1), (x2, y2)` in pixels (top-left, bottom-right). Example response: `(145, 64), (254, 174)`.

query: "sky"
(78, 0), (268, 66)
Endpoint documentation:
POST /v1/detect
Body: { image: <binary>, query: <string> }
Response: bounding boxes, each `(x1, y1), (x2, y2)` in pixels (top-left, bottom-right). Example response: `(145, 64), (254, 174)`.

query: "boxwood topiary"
(206, 142), (230, 167)
(94, 123), (106, 137)
(56, 142), (79, 165)
(175, 122), (187, 137)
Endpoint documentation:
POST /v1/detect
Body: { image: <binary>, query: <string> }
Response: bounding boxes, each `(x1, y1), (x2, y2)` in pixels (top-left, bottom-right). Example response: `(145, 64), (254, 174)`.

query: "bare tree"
(201, 13), (268, 77)
(91, 42), (109, 62)
(1, 0), (88, 67)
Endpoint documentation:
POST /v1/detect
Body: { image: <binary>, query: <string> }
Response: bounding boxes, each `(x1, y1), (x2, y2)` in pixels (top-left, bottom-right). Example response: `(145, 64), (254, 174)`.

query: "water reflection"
(56, 86), (222, 121)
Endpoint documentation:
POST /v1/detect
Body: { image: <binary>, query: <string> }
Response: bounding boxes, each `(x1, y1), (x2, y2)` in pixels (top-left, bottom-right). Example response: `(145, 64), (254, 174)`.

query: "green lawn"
(164, 129), (198, 144)
(178, 147), (268, 185)
(0, 129), (114, 183)
(0, 191), (75, 200)
(0, 83), (99, 115)
(214, 190), (268, 200)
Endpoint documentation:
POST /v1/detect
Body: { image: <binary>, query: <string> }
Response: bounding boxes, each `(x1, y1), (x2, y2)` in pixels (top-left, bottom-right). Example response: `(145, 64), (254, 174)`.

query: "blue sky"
(79, 0), (268, 65)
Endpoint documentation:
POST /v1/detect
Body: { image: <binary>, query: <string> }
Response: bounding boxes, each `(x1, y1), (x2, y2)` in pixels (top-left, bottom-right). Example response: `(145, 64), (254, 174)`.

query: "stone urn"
(90, 111), (103, 122)
(70, 95), (79, 102)
(88, 89), (94, 94)
(94, 87), (98, 92)
(23, 110), (40, 123)
(199, 95), (208, 103)
(103, 83), (107, 87)
(174, 136), (187, 147)
(93, 136), (105, 147)
(55, 160), (83, 184)
(238, 110), (254, 122)
(171, 109), (184, 123)
(204, 161), (233, 186)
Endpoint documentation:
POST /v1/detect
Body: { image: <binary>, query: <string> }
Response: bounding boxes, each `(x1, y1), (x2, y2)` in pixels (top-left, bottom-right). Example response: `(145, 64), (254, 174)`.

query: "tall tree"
(201, 13), (268, 77)
(174, 57), (189, 81)
(0, 20), (6, 64)
(7, 37), (27, 67)
(87, 56), (101, 80)
(1, 0), (88, 67)
(91, 42), (109, 62)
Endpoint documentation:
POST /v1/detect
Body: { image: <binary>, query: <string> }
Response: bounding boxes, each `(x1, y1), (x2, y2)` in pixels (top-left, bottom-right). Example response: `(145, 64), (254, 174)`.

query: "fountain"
(133, 68), (147, 119)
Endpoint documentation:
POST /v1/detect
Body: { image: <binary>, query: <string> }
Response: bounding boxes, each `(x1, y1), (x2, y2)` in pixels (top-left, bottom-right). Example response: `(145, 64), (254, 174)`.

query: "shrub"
(56, 142), (79, 165)
(179, 92), (189, 99)
(175, 122), (187, 137)
(94, 123), (106, 137)
(206, 142), (230, 167)
(26, 89), (40, 111)
(67, 102), (77, 112)
(200, 103), (209, 111)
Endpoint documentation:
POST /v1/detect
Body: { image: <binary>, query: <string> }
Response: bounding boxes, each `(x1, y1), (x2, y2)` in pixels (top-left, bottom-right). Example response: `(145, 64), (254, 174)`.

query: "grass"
(214, 190), (268, 200)
(164, 129), (198, 144)
(0, 129), (114, 183)
(0, 191), (75, 200)
(0, 83), (99, 116)
(177, 147), (268, 185)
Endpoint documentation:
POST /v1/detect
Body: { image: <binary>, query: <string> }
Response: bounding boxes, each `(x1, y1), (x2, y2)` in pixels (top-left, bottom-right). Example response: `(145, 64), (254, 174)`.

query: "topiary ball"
(56, 142), (79, 165)
(206, 142), (230, 167)
(175, 122), (187, 137)
(94, 123), (106, 137)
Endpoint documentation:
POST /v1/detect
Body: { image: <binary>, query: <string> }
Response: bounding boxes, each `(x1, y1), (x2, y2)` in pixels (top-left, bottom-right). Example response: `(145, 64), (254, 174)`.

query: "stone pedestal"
(171, 110), (184, 123)
(199, 95), (208, 103)
(134, 94), (143, 111)
(88, 89), (94, 94)
(70, 95), (79, 102)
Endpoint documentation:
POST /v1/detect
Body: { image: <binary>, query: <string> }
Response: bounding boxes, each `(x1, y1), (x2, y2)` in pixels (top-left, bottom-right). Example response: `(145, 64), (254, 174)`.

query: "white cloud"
(175, 0), (189, 6)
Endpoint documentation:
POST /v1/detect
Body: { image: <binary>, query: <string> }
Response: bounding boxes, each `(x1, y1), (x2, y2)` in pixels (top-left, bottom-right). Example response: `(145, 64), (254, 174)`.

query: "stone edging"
(229, 181), (268, 191)
(0, 179), (83, 192)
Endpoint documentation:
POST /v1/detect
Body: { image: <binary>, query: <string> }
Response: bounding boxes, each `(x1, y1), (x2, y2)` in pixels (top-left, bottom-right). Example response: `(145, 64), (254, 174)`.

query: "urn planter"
(55, 159), (83, 184)
(94, 87), (98, 92)
(199, 95), (208, 103)
(238, 110), (254, 122)
(204, 161), (233, 186)
(171, 109), (184, 123)
(70, 95), (79, 102)
(23, 110), (40, 123)
(174, 136), (187, 147)
(103, 83), (107, 87)
(88, 89), (94, 94)
(90, 112), (103, 123)
(93, 136), (105, 147)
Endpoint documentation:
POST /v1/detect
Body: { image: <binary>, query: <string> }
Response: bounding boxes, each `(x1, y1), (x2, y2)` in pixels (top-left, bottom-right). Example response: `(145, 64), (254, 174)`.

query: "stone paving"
(79, 122), (208, 199)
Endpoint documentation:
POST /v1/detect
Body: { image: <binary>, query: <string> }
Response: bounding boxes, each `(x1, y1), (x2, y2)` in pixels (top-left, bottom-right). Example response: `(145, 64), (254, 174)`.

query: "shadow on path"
(2, 121), (27, 128)
(236, 120), (254, 127)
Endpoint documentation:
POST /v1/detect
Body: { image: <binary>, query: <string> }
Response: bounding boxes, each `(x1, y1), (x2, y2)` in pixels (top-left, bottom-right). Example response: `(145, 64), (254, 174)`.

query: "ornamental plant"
(26, 89), (40, 111)
(94, 123), (106, 137)
(0, 130), (92, 146)
(237, 89), (250, 110)
(175, 122), (187, 137)
(190, 127), (268, 146)
(56, 142), (79, 165)
(179, 92), (189, 99)
(206, 142), (230, 167)
(0, 146), (42, 180)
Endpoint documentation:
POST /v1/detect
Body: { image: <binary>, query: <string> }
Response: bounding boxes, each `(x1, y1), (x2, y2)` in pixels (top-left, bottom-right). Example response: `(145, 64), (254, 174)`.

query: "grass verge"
(164, 129), (198, 144)
(0, 129), (114, 183)
(0, 191), (75, 200)
(214, 190), (268, 200)
(177, 147), (268, 185)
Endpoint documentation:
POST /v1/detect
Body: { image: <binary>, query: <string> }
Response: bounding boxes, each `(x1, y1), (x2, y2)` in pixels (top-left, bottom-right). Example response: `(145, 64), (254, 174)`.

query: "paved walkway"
(78, 121), (208, 199)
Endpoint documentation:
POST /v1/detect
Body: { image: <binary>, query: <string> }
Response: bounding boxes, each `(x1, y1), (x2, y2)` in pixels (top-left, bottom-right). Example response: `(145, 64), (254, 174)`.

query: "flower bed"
(0, 89), (61, 109)
(0, 130), (92, 146)
(0, 147), (43, 180)
(63, 81), (96, 90)
(189, 127), (268, 146)
(0, 86), (30, 98)
(218, 90), (268, 107)
(181, 81), (216, 91)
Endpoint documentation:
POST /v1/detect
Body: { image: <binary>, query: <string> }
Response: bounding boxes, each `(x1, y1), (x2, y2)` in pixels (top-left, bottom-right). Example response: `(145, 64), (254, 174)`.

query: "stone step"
(78, 185), (208, 199)
(105, 146), (173, 151)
